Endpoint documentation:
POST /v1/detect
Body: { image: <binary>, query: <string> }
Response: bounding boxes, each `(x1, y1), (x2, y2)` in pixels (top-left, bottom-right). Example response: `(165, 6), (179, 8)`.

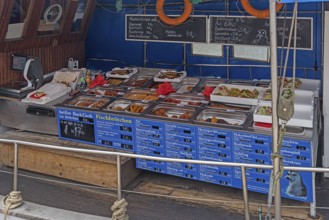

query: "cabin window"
(5, 0), (31, 39)
(37, 0), (67, 36)
(233, 45), (270, 62)
(192, 43), (223, 57)
(71, 0), (88, 32)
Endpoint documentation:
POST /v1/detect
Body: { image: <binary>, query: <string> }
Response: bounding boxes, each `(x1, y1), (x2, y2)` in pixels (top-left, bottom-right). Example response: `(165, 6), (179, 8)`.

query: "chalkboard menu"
(126, 15), (207, 43)
(57, 109), (95, 143)
(210, 16), (313, 50)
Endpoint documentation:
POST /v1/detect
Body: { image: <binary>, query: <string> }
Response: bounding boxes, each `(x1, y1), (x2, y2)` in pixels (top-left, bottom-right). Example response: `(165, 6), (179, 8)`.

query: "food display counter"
(56, 68), (320, 204)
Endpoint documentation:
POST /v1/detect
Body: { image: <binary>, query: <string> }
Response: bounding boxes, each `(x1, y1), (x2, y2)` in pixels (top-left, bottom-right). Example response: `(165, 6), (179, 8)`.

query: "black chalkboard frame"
(208, 15), (313, 50)
(125, 14), (208, 44)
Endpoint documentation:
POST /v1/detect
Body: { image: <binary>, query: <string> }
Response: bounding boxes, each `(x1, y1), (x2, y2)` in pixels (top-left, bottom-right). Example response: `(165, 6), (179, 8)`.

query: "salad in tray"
(215, 85), (259, 99)
(256, 106), (272, 115)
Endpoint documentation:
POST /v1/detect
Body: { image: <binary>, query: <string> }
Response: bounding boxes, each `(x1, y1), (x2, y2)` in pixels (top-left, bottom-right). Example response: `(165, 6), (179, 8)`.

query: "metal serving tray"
(105, 99), (149, 114)
(210, 84), (263, 105)
(147, 81), (181, 90)
(259, 88), (314, 109)
(106, 67), (138, 79)
(125, 102), (150, 114)
(195, 78), (226, 93)
(105, 78), (126, 86)
(154, 70), (187, 83)
(123, 89), (160, 101)
(228, 80), (255, 86)
(105, 99), (131, 112)
(148, 104), (195, 120)
(252, 122), (305, 136)
(164, 94), (208, 107)
(195, 109), (247, 127)
(176, 77), (200, 93)
(207, 102), (252, 112)
(66, 96), (109, 109)
(84, 88), (125, 97)
(123, 75), (153, 88)
(254, 104), (313, 128)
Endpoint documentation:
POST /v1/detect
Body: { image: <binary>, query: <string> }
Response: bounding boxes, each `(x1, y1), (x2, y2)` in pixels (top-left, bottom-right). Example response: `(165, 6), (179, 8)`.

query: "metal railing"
(1, 138), (329, 220)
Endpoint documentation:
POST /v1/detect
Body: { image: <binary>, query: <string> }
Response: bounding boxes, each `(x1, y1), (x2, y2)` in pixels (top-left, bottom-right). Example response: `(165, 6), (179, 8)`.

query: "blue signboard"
(95, 113), (135, 151)
(279, 0), (329, 3)
(57, 108), (96, 144)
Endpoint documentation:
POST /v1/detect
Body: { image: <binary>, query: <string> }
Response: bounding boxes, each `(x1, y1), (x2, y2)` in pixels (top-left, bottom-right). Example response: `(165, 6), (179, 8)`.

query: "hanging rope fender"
(2, 191), (23, 220)
(111, 198), (129, 220)
(240, 0), (284, 19)
(156, 0), (193, 26)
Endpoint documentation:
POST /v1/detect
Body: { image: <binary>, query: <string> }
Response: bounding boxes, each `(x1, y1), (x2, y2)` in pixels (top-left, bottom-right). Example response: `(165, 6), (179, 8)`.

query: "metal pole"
(116, 155), (122, 200)
(13, 143), (19, 191)
(269, 0), (282, 219)
(241, 166), (250, 220)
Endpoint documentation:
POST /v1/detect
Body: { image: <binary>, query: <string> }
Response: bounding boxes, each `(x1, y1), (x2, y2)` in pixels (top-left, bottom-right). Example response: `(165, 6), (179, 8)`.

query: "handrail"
(0, 137), (328, 220)
(0, 138), (328, 173)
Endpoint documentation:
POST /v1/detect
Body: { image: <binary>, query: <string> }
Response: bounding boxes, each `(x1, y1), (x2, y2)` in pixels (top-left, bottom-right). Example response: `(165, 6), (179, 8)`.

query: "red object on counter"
(89, 74), (107, 89)
(255, 122), (272, 128)
(30, 92), (46, 99)
(202, 86), (215, 98)
(156, 82), (176, 95)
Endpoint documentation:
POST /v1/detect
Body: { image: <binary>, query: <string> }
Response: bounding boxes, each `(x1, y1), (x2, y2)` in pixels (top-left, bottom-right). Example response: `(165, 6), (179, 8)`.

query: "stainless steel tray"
(106, 78), (126, 86)
(147, 81), (180, 90)
(208, 102), (252, 112)
(123, 75), (153, 88)
(84, 88), (124, 97)
(196, 109), (247, 126)
(105, 99), (131, 112)
(164, 94), (207, 107)
(149, 104), (195, 120)
(123, 89), (160, 101)
(195, 78), (225, 93)
(176, 77), (200, 93)
(66, 96), (109, 109)
(125, 102), (150, 114)
(228, 80), (255, 86)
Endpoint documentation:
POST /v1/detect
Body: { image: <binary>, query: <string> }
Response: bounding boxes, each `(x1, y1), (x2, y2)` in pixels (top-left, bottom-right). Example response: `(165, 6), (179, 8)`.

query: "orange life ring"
(156, 0), (193, 26)
(240, 0), (283, 19)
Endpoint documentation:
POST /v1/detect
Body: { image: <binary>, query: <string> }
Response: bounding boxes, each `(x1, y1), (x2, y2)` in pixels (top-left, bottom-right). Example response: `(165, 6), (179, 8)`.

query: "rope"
(1, 191), (23, 220)
(111, 198), (129, 220)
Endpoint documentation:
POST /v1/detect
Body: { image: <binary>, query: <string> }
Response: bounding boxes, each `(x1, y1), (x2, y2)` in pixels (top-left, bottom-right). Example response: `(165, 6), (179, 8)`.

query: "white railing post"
(241, 166), (250, 220)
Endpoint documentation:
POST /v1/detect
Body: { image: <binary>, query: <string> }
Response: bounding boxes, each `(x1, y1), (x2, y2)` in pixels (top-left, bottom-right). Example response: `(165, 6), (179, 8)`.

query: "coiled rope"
(1, 191), (23, 220)
(111, 198), (129, 220)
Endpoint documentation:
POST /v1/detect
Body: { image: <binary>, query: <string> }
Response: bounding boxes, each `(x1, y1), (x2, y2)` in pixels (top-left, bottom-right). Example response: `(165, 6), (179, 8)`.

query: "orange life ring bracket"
(156, 0), (193, 26)
(241, 0), (284, 19)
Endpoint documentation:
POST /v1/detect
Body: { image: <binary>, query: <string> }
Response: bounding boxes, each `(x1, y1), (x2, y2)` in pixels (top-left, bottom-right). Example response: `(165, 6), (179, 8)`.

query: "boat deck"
(1, 165), (329, 220)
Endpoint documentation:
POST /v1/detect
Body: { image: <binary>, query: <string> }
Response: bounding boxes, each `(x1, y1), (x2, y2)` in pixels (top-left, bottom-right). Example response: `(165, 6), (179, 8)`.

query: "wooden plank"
(0, 130), (141, 188)
(0, 41), (85, 85)
(133, 178), (321, 220)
